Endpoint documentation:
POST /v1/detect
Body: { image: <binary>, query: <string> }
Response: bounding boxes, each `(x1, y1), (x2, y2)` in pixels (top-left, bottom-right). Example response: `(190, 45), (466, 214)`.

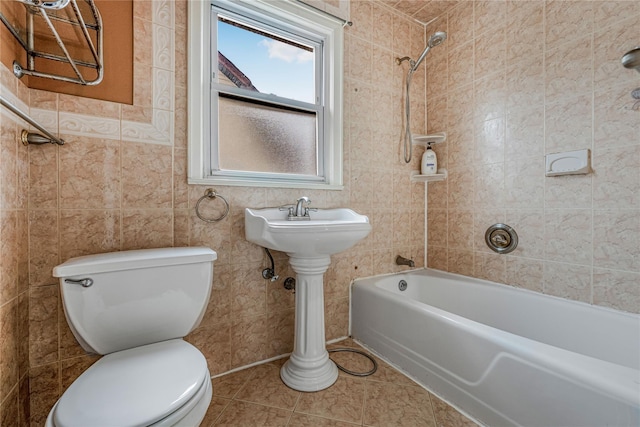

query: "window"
(188, 0), (344, 189)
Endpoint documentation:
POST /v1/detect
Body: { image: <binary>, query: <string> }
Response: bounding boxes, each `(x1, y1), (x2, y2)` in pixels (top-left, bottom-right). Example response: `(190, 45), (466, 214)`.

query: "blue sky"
(218, 20), (315, 104)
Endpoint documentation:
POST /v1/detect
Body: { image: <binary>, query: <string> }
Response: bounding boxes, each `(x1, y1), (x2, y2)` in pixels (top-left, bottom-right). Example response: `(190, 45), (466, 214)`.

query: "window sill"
(188, 177), (344, 190)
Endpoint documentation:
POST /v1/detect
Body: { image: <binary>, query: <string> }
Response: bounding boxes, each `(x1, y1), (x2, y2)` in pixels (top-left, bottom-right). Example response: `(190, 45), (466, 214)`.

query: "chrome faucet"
(396, 255), (415, 268)
(295, 196), (310, 217)
(279, 196), (315, 221)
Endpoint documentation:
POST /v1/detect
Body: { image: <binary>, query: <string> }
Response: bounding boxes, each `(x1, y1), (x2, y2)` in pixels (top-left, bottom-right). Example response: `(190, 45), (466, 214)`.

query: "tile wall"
(0, 57), (30, 425)
(0, 1), (427, 424)
(425, 0), (640, 314)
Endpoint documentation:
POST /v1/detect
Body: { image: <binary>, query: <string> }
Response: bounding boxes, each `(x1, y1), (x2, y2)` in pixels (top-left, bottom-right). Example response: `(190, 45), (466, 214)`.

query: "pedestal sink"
(245, 207), (371, 391)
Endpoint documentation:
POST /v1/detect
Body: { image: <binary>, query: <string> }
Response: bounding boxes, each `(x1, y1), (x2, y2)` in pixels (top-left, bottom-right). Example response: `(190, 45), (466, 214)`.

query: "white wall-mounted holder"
(545, 149), (591, 177)
(412, 132), (446, 146)
(411, 169), (447, 183)
(411, 132), (447, 177)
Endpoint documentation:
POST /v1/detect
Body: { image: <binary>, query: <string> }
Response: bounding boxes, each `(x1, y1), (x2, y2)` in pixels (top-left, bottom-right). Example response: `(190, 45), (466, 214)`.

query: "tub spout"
(396, 255), (415, 268)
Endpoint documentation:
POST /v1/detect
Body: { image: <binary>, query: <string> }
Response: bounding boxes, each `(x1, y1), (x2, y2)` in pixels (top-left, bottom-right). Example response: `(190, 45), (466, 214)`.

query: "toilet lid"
(53, 340), (208, 427)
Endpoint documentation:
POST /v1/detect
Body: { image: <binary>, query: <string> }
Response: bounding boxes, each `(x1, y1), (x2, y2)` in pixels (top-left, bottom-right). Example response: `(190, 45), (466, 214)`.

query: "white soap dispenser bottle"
(421, 142), (437, 175)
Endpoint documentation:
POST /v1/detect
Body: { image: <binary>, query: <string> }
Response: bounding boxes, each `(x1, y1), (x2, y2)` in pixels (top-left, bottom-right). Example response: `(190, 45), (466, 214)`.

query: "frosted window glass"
(218, 96), (317, 175)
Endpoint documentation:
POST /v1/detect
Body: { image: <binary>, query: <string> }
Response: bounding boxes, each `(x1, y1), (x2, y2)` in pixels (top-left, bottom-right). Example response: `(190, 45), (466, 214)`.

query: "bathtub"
(351, 269), (640, 427)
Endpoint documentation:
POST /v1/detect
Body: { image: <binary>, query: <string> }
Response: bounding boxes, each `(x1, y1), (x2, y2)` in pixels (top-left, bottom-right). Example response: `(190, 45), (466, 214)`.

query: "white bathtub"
(351, 269), (640, 427)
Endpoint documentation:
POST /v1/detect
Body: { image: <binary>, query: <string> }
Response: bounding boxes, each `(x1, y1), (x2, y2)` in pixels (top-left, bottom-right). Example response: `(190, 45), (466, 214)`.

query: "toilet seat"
(50, 340), (210, 427)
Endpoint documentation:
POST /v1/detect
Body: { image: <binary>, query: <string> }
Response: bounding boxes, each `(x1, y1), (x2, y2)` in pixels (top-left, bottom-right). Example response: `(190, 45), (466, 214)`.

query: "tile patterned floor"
(200, 339), (479, 426)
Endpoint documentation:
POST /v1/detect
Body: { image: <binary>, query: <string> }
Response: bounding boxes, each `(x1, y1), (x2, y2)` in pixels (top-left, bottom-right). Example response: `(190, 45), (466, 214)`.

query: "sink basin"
(245, 207), (371, 256)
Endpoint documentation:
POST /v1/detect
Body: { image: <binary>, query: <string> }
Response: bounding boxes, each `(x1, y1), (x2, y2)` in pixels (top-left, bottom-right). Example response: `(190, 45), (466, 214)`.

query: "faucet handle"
(279, 205), (294, 217)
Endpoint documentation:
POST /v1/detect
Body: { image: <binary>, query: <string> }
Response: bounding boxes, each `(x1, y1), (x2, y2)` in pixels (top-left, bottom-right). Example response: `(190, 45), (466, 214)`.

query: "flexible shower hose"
(403, 68), (416, 163)
(328, 348), (377, 377)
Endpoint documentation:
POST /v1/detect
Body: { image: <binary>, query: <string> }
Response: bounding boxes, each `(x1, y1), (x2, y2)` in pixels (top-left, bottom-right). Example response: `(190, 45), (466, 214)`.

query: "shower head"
(428, 31), (447, 48)
(410, 31), (447, 72)
(622, 47), (640, 73)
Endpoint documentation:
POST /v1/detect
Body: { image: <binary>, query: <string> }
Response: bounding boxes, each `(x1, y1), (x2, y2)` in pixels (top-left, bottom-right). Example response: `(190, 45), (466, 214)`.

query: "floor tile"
(201, 396), (231, 427)
(235, 363), (301, 410)
(214, 400), (292, 426)
(294, 376), (365, 424)
(430, 393), (478, 427)
(212, 368), (255, 399)
(208, 339), (479, 427)
(287, 412), (361, 426)
(363, 381), (436, 427)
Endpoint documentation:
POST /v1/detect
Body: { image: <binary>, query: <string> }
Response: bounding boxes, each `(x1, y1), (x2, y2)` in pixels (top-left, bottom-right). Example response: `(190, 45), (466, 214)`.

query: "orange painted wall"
(0, 0), (132, 104)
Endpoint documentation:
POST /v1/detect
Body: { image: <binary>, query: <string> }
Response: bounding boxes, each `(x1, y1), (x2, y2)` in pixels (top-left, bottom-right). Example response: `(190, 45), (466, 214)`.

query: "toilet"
(45, 247), (217, 427)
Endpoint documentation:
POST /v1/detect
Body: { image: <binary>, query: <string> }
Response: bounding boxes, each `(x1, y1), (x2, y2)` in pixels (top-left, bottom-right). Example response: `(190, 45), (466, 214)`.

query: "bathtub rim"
(350, 267), (640, 320)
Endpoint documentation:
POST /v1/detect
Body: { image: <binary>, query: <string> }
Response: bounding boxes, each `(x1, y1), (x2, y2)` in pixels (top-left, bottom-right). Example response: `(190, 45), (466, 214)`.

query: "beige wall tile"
(506, 1), (544, 66)
(28, 144), (59, 210)
(185, 321), (231, 376)
(544, 209), (592, 266)
(592, 145), (640, 208)
(28, 285), (58, 367)
(267, 309), (295, 358)
(1, 299), (18, 402)
(448, 43), (474, 89)
(474, 29), (505, 80)
(545, 0), (593, 49)
(59, 137), (120, 209)
(593, 14), (640, 91)
(593, 268), (640, 314)
(122, 209), (173, 250)
(59, 210), (121, 260)
(504, 210), (544, 259)
(1, 210), (18, 305)
(504, 157), (544, 209)
(325, 297), (349, 341)
(447, 3), (474, 51)
(505, 256), (544, 293)
(0, 386), (19, 427)
(230, 315), (268, 368)
(61, 356), (99, 393)
(505, 105), (544, 160)
(474, 1), (505, 37)
(544, 36), (593, 103)
(121, 142), (172, 209)
(543, 261), (592, 303)
(28, 210), (58, 287)
(28, 363), (60, 426)
(594, 84), (640, 150)
(593, 210), (640, 272)
(544, 94), (593, 153)
(474, 252), (506, 283)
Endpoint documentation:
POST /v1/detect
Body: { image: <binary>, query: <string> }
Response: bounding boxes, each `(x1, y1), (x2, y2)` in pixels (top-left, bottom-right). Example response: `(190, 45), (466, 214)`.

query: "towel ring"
(195, 189), (229, 223)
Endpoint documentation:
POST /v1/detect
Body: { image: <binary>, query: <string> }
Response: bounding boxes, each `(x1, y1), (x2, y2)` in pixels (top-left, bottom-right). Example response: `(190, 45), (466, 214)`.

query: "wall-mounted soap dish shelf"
(411, 169), (447, 183)
(412, 132), (446, 146)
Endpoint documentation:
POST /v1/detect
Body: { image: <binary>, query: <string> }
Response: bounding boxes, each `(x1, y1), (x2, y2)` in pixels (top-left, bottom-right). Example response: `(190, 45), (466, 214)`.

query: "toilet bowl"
(46, 247), (217, 427)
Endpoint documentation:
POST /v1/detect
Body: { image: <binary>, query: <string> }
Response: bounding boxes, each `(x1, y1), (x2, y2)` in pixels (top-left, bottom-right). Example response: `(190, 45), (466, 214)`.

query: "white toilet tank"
(53, 247), (217, 355)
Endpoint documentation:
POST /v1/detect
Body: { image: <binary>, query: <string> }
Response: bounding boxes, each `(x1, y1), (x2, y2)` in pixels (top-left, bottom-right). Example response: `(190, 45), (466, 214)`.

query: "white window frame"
(188, 0), (344, 189)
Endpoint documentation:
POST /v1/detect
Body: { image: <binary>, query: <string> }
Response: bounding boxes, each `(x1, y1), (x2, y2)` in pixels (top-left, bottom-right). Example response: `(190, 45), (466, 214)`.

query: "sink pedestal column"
(280, 255), (338, 392)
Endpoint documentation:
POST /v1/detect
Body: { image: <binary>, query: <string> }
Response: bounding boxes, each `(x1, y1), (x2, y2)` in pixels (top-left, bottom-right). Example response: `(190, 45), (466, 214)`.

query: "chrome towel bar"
(0, 94), (64, 145)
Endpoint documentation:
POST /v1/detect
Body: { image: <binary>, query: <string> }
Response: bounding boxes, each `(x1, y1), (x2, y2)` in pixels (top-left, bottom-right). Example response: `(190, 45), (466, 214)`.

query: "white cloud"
(259, 39), (313, 63)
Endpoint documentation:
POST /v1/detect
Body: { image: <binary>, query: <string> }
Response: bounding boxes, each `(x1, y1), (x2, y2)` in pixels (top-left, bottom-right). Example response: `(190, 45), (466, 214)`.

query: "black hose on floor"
(328, 348), (377, 377)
